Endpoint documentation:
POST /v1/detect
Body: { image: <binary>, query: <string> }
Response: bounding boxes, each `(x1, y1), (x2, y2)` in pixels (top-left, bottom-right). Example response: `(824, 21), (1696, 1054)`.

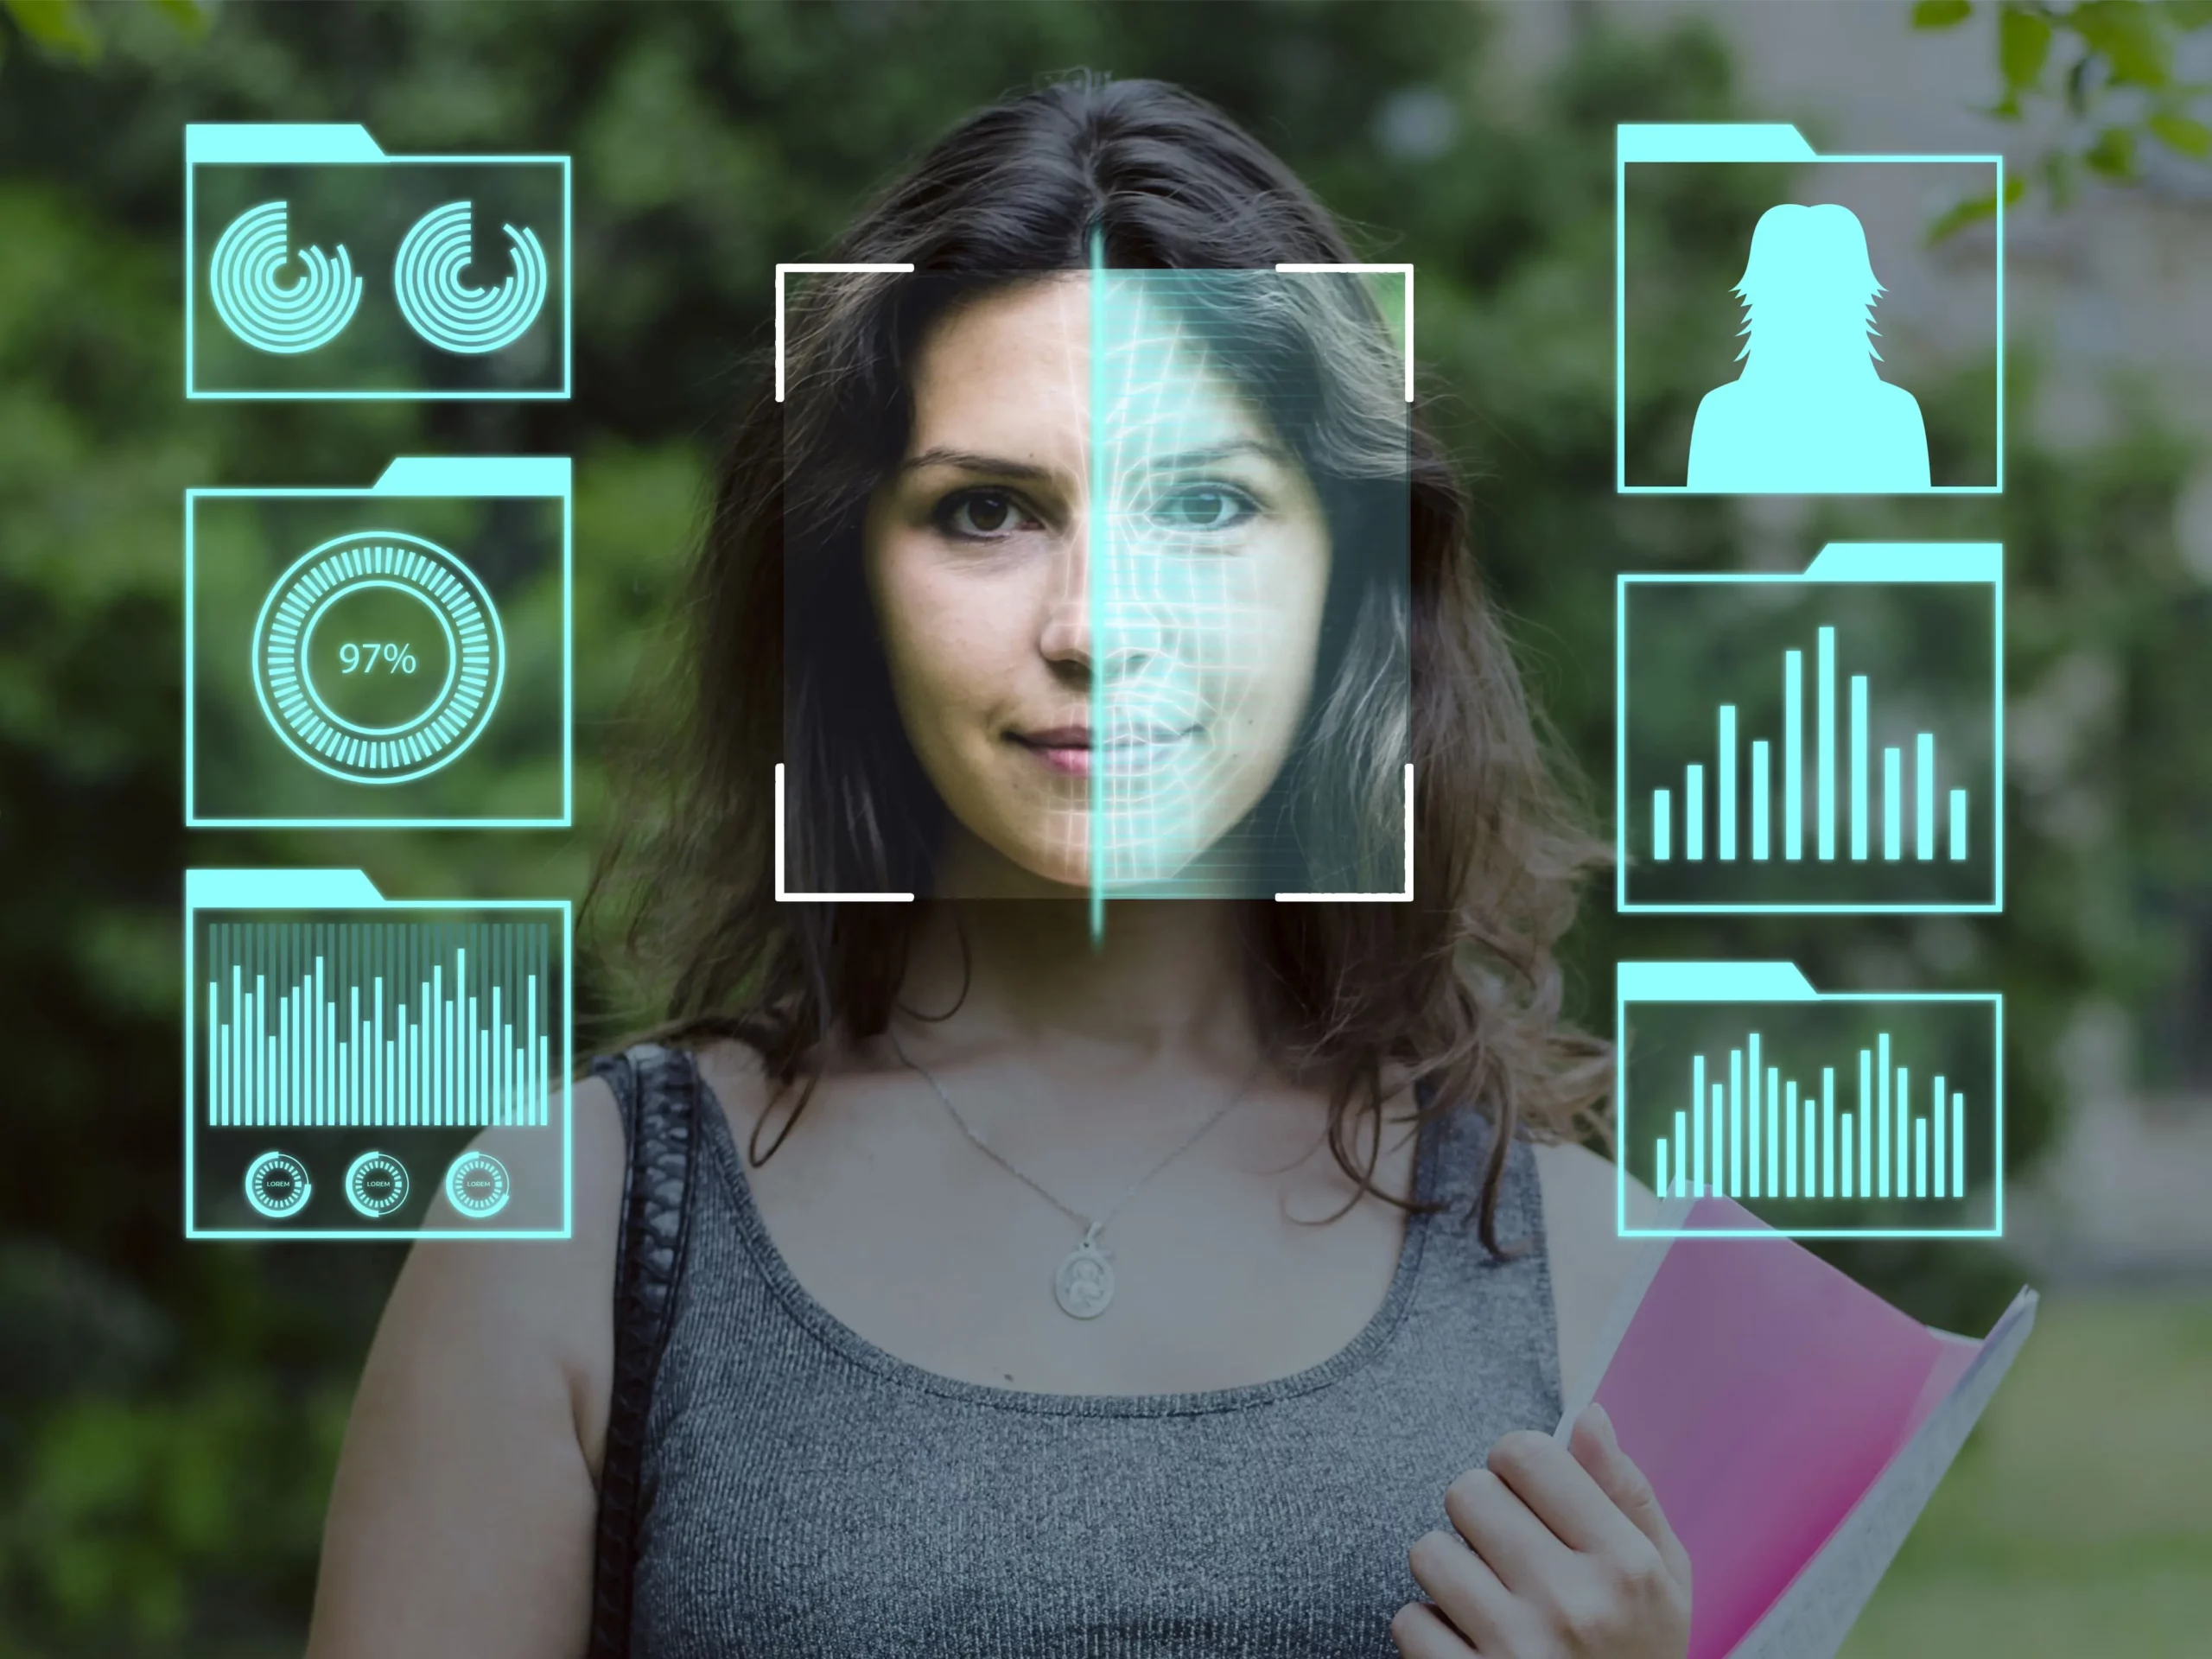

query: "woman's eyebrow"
(899, 447), (1055, 480)
(1128, 439), (1290, 471)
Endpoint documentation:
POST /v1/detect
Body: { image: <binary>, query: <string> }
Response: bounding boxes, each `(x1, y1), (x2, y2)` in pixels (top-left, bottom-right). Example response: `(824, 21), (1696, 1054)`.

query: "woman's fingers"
(1389, 1598), (1480, 1657)
(1408, 1523), (1517, 1652)
(1568, 1404), (1694, 1599)
(1442, 1459), (1577, 1595)
(1483, 1425), (1647, 1560)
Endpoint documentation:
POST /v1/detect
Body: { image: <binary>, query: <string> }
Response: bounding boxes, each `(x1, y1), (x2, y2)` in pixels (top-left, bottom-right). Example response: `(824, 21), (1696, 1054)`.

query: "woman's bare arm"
(305, 1076), (626, 1659)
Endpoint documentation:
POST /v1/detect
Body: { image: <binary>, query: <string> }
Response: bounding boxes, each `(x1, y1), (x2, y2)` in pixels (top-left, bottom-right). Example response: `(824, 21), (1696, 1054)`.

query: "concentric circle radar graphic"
(251, 530), (506, 785)
(243, 1150), (313, 1218)
(207, 200), (364, 355)
(392, 200), (549, 355)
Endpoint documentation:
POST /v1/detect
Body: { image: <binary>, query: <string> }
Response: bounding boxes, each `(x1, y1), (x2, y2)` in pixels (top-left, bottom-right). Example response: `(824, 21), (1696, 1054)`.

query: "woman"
(308, 75), (1687, 1659)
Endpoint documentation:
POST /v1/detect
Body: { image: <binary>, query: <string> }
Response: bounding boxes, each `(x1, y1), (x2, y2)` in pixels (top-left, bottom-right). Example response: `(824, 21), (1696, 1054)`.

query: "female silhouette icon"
(1688, 202), (1930, 493)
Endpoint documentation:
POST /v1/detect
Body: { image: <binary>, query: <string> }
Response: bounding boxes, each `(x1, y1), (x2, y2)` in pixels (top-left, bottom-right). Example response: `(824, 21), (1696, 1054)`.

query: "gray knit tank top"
(597, 1042), (1562, 1657)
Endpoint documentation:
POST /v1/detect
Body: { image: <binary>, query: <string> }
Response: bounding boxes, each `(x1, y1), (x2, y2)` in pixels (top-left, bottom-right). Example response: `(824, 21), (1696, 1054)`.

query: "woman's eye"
(937, 490), (1033, 539)
(1150, 482), (1259, 533)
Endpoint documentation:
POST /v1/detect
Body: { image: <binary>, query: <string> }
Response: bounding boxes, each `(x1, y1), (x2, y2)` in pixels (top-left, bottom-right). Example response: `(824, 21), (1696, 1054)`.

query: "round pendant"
(1053, 1238), (1116, 1319)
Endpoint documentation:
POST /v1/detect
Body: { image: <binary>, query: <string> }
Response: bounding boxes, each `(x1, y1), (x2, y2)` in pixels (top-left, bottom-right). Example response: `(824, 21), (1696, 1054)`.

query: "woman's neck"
(896, 896), (1258, 1071)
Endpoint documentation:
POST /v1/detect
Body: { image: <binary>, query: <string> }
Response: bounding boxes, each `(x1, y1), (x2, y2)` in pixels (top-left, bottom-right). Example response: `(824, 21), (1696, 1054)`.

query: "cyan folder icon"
(184, 868), (573, 1241)
(1618, 543), (2002, 915)
(185, 456), (573, 830)
(1617, 124), (2003, 495)
(1616, 961), (2002, 1240)
(185, 124), (571, 399)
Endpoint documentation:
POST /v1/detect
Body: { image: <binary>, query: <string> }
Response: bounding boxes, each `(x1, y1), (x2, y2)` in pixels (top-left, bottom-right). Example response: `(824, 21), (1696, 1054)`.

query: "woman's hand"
(1392, 1404), (1692, 1658)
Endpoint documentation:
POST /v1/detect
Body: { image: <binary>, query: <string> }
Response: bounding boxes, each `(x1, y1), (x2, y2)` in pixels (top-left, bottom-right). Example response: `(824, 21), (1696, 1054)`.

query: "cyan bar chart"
(1617, 961), (2001, 1237)
(202, 921), (551, 1129)
(185, 869), (572, 1240)
(1618, 543), (2001, 913)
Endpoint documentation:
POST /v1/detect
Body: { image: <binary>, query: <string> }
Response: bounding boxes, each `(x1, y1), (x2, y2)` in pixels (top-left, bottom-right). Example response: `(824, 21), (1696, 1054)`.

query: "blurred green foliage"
(0, 1), (2204, 1650)
(1915, 0), (2212, 238)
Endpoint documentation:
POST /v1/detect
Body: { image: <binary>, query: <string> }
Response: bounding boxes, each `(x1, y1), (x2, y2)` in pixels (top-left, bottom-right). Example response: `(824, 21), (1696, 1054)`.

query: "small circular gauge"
(244, 1150), (312, 1218)
(251, 530), (505, 785)
(444, 1151), (512, 1219)
(345, 1150), (410, 1217)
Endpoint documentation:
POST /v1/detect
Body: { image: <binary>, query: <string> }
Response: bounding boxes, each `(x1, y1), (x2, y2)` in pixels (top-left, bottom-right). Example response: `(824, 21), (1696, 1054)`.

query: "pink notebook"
(1553, 1196), (2037, 1659)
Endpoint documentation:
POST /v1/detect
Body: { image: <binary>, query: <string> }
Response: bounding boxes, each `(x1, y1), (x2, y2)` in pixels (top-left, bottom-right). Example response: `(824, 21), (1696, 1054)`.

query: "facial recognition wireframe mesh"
(1618, 543), (2001, 913)
(1616, 963), (2001, 1240)
(184, 869), (572, 1240)
(1616, 125), (2001, 494)
(185, 124), (570, 399)
(185, 457), (570, 829)
(779, 267), (1411, 903)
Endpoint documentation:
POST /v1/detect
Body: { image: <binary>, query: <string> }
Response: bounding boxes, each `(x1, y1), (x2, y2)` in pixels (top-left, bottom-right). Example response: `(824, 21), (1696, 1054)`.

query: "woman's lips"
(1009, 725), (1195, 779)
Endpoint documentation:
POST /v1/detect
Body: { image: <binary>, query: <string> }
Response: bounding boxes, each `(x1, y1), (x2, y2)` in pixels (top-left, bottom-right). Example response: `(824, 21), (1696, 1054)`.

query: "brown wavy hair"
(589, 73), (1614, 1254)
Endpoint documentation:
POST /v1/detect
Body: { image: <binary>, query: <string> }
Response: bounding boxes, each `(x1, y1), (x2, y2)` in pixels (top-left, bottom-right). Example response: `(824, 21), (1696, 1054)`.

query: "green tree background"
(1, 1), (2205, 1652)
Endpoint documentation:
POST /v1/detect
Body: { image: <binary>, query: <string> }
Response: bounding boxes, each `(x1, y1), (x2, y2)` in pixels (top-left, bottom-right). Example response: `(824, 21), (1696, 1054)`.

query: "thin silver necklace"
(887, 1021), (1264, 1320)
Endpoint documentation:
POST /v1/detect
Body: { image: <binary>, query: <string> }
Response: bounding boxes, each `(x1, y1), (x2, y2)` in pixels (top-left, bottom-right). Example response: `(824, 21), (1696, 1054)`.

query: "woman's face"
(863, 275), (1332, 895)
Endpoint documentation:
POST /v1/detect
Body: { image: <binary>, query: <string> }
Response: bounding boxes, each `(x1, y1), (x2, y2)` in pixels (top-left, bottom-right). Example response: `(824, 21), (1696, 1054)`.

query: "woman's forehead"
(908, 276), (1261, 453)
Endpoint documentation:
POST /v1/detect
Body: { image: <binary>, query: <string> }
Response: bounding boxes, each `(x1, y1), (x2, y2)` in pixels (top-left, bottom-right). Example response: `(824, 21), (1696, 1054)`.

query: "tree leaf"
(2146, 111), (2212, 157)
(1913, 0), (1974, 26)
(2069, 0), (2171, 91)
(1925, 172), (2026, 243)
(1999, 5), (2053, 91)
(0, 0), (100, 60)
(2083, 121), (2138, 176)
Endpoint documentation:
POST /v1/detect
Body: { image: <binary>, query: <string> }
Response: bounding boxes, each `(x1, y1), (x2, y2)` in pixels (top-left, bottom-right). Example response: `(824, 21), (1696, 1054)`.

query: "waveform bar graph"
(202, 920), (550, 1128)
(1618, 546), (2002, 915)
(1649, 1026), (1969, 1204)
(1646, 632), (1968, 869)
(1617, 961), (2001, 1238)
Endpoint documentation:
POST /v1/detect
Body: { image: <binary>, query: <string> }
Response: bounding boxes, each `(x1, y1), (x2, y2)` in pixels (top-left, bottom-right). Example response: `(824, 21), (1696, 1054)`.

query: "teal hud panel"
(1616, 124), (2002, 495)
(185, 124), (570, 399)
(1618, 543), (2001, 913)
(778, 268), (1411, 905)
(185, 457), (572, 829)
(183, 870), (573, 1241)
(1616, 962), (2002, 1240)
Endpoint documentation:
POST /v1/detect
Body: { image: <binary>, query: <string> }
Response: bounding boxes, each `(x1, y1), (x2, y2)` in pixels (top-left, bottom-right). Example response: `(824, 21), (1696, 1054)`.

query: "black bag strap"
(587, 1043), (702, 1659)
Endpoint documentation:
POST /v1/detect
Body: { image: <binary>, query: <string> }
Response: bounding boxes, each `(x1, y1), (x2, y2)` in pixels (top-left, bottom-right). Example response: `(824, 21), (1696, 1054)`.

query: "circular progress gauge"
(251, 531), (505, 785)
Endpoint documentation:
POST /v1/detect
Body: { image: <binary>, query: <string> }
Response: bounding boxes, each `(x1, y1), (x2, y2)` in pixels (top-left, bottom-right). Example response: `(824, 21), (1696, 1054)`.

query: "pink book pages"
(1580, 1198), (1962, 1659)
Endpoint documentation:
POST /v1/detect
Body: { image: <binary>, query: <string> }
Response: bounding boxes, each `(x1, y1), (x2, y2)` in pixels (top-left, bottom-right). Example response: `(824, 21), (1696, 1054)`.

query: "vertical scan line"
(1916, 732), (1936, 859)
(1953, 1089), (1967, 1198)
(1841, 1111), (1855, 1198)
(1686, 764), (1704, 861)
(1916, 1115), (1929, 1200)
(1086, 225), (1106, 949)
(1673, 1109), (1688, 1198)
(1877, 1032), (1892, 1198)
(1653, 788), (1671, 861)
(1783, 647), (1803, 860)
(1950, 788), (1968, 861)
(1718, 704), (1738, 861)
(1656, 1137), (1669, 1205)
(1802, 1090), (1815, 1198)
(1751, 740), (1770, 861)
(1883, 747), (1903, 861)
(208, 977), (221, 1128)
(1822, 1066), (1836, 1198)
(1850, 673), (1869, 861)
(1692, 1052), (1706, 1194)
(1817, 626), (1837, 860)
